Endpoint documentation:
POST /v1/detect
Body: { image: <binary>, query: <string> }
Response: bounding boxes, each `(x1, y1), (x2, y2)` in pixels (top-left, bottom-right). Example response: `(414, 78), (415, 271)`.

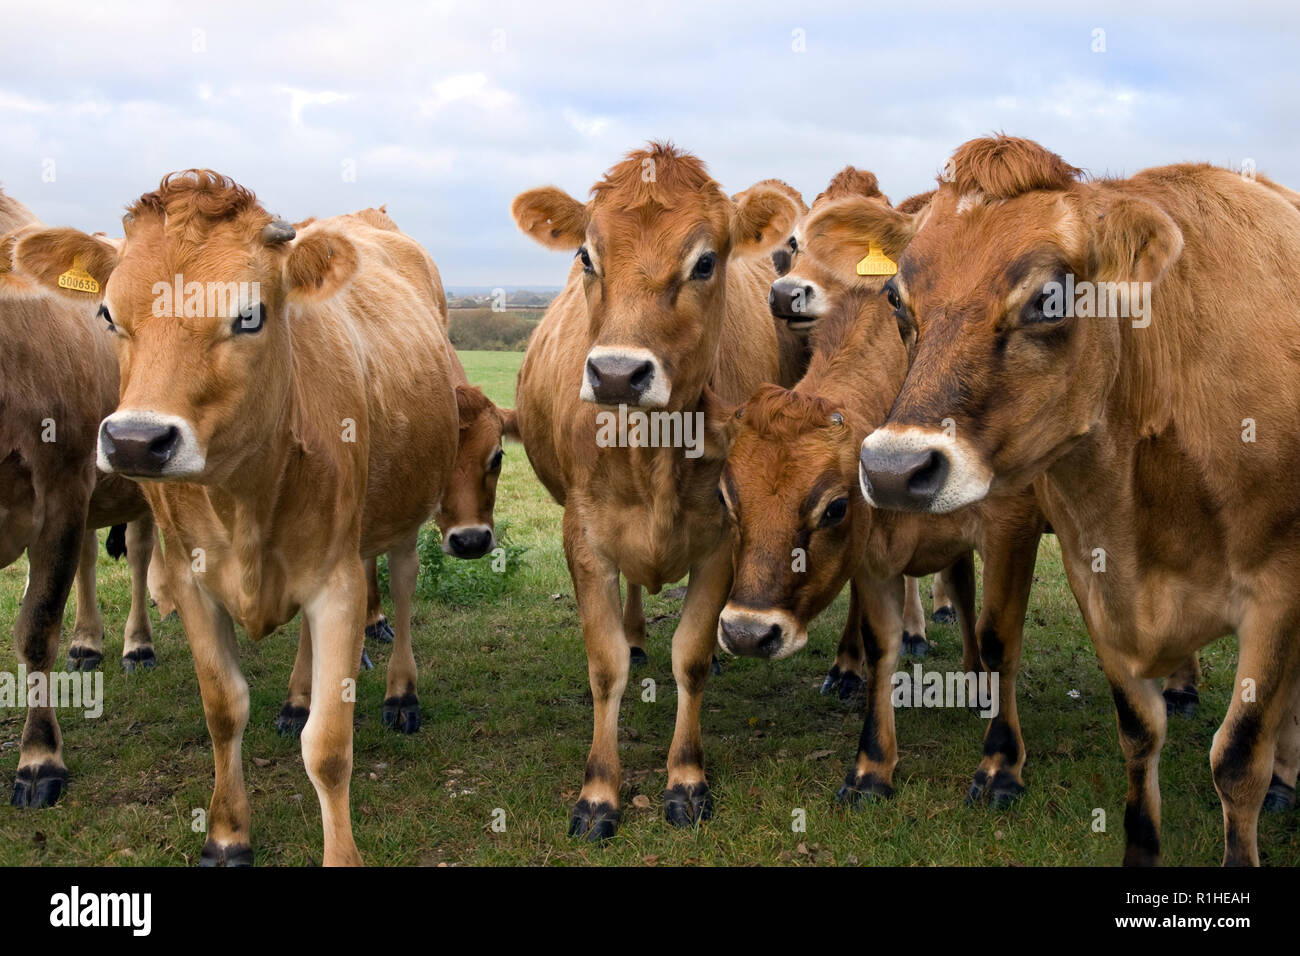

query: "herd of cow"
(2, 134), (1299, 868)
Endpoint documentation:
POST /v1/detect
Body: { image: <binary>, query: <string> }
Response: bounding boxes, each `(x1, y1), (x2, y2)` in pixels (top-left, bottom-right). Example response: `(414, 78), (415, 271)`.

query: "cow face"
(857, 137), (1184, 513)
(715, 386), (866, 660)
(437, 385), (513, 559)
(512, 144), (798, 410)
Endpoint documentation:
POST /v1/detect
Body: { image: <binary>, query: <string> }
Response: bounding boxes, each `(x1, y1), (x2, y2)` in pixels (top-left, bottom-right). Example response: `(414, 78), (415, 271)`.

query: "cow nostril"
(585, 358), (602, 389)
(150, 426), (180, 463)
(757, 624), (783, 655)
(629, 360), (654, 393)
(907, 450), (950, 496)
(767, 288), (776, 308)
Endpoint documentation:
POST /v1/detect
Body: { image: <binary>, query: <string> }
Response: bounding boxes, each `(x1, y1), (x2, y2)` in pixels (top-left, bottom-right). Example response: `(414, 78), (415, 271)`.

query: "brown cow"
(857, 134), (1300, 865)
(511, 142), (802, 839)
(1, 194), (164, 808)
(14, 173), (459, 865)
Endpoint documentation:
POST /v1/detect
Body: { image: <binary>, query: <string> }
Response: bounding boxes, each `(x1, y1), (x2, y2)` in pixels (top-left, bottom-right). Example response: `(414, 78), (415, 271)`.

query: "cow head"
(12, 170), (367, 484)
(857, 136), (1184, 513)
(512, 143), (799, 410)
(437, 384), (514, 559)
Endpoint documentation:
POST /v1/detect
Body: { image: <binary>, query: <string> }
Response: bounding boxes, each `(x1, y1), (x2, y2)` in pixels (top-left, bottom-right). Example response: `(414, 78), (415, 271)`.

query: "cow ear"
(1091, 196), (1183, 286)
(282, 231), (360, 302)
(10, 227), (118, 299)
(511, 187), (589, 250)
(800, 196), (918, 278)
(699, 385), (738, 459)
(498, 407), (519, 441)
(730, 182), (801, 258)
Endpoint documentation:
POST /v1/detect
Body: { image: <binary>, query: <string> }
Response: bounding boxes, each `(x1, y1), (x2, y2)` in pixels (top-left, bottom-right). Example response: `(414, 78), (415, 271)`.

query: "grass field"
(0, 348), (1296, 866)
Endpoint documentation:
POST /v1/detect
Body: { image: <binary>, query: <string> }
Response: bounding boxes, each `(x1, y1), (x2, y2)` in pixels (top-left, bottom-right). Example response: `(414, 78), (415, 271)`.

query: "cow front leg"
(120, 517), (157, 672)
(624, 583), (647, 666)
(278, 618), (313, 737)
(1100, 660), (1167, 867)
(664, 544), (731, 829)
(946, 551), (980, 675)
(838, 571), (905, 804)
(363, 556), (393, 644)
(1264, 681), (1300, 812)
(66, 528), (106, 672)
(11, 506), (84, 808)
(564, 508), (626, 841)
(301, 560), (366, 866)
(146, 526), (175, 618)
(931, 570), (955, 623)
(822, 582), (864, 700)
(381, 535), (420, 734)
(901, 575), (929, 658)
(1163, 654), (1201, 718)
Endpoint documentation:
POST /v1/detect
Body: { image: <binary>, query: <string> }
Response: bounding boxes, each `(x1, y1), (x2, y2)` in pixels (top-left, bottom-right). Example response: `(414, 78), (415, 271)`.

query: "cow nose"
(100, 419), (181, 475)
(768, 281), (815, 321)
(585, 355), (655, 405)
(859, 445), (951, 510)
(446, 527), (494, 559)
(718, 613), (786, 659)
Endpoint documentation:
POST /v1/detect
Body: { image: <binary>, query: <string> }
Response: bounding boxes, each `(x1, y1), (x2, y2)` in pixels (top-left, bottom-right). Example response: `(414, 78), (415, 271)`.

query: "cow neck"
(795, 294), (907, 432)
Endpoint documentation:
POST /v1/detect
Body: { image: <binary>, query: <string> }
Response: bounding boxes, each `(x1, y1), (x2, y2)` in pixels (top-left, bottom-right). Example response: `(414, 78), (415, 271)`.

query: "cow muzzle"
(768, 277), (824, 332)
(859, 426), (990, 513)
(580, 346), (669, 408)
(443, 525), (495, 559)
(98, 411), (206, 479)
(717, 607), (806, 660)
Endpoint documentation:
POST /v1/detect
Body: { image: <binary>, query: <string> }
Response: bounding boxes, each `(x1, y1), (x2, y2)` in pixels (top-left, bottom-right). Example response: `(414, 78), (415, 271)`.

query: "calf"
(511, 143), (802, 839)
(857, 134), (1300, 865)
(14, 174), (459, 865)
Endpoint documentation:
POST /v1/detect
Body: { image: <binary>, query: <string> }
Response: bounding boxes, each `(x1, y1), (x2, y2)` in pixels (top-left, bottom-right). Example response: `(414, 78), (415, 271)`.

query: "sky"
(2, 0), (1298, 286)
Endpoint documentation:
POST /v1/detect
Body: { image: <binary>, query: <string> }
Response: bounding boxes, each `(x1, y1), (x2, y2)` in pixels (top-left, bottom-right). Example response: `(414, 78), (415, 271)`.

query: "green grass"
(0, 348), (1296, 866)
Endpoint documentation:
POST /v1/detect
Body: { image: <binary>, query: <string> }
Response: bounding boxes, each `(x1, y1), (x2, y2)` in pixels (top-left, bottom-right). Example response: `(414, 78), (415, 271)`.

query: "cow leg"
(822, 582), (865, 700)
(967, 519), (1041, 808)
(381, 536), (420, 734)
(838, 571), (905, 804)
(624, 583), (647, 666)
(364, 556), (393, 644)
(1100, 660), (1167, 867)
(901, 575), (929, 658)
(1264, 682), (1300, 812)
(946, 551), (980, 676)
(1163, 654), (1201, 718)
(663, 544), (731, 828)
(11, 502), (84, 808)
(120, 517), (156, 672)
(66, 529), (105, 672)
(301, 560), (366, 866)
(1211, 615), (1300, 866)
(564, 508), (627, 841)
(931, 570), (956, 623)
(278, 621), (314, 737)
(146, 526), (175, 619)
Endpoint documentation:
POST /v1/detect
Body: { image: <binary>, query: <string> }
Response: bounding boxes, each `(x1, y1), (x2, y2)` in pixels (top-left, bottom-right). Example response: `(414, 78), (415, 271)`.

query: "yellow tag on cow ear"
(57, 258), (100, 294)
(855, 243), (897, 277)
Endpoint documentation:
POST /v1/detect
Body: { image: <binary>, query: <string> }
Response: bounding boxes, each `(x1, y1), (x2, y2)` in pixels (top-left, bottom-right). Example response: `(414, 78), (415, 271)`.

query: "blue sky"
(2, 0), (1297, 285)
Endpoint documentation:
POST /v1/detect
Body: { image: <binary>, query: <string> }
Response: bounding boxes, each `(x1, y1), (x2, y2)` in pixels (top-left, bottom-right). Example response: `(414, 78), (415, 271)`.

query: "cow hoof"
(359, 648), (374, 671)
(711, 655), (722, 676)
(198, 840), (254, 867)
(381, 693), (421, 734)
(275, 704), (309, 737)
(902, 632), (929, 659)
(11, 763), (68, 808)
(838, 670), (864, 701)
(664, 782), (712, 828)
(121, 647), (157, 673)
(568, 799), (620, 842)
(365, 618), (395, 644)
(1263, 778), (1296, 813)
(1163, 687), (1198, 718)
(989, 773), (1026, 810)
(932, 606), (957, 624)
(820, 664), (843, 696)
(836, 773), (894, 807)
(66, 645), (103, 672)
(629, 647), (649, 667)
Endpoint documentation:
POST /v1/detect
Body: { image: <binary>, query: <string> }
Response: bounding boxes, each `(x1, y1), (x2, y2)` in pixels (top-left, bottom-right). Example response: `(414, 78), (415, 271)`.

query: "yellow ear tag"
(57, 258), (100, 294)
(855, 243), (897, 277)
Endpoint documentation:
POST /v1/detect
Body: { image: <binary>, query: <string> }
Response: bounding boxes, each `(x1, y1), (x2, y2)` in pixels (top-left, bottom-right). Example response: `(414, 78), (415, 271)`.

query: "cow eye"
(97, 304), (116, 333)
(820, 497), (849, 528)
(690, 252), (716, 280)
(787, 237), (798, 252)
(1021, 289), (1061, 325)
(489, 448), (504, 472)
(234, 303), (265, 335)
(716, 486), (728, 509)
(578, 247), (594, 274)
(885, 283), (902, 311)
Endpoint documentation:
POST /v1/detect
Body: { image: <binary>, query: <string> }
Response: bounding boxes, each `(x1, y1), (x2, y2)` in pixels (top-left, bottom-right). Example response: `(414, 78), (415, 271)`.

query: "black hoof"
(381, 692), (420, 734)
(820, 665), (842, 696)
(932, 606), (957, 624)
(365, 618), (395, 644)
(359, 648), (374, 671)
(902, 632), (929, 659)
(275, 703), (309, 737)
(198, 840), (254, 867)
(711, 655), (722, 676)
(1263, 777), (1296, 813)
(989, 772), (1026, 810)
(664, 781), (713, 828)
(629, 646), (649, 667)
(568, 798), (620, 841)
(838, 670), (863, 701)
(121, 647), (156, 673)
(66, 645), (103, 672)
(1163, 687), (1199, 718)
(11, 763), (68, 808)
(836, 772), (894, 807)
